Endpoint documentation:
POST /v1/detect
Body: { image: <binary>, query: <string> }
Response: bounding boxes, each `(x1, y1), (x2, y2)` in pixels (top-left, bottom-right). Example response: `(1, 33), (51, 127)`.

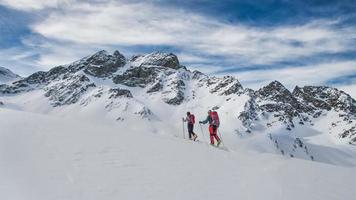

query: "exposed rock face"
(134, 107), (153, 119)
(109, 88), (133, 99)
(44, 74), (96, 106)
(0, 83), (28, 94)
(0, 66), (72, 95)
(236, 81), (355, 141)
(64, 50), (125, 74)
(83, 50), (126, 77)
(1, 50), (355, 144)
(164, 90), (185, 105)
(238, 97), (259, 131)
(21, 71), (48, 85)
(244, 81), (316, 130)
(0, 50), (126, 100)
(113, 67), (158, 87)
(192, 70), (206, 80)
(292, 86), (356, 142)
(163, 79), (185, 105)
(147, 81), (163, 93)
(46, 66), (69, 81)
(257, 81), (303, 108)
(112, 52), (188, 105)
(207, 76), (244, 96)
(131, 52), (182, 70)
(221, 80), (243, 96)
(293, 86), (356, 114)
(0, 71), (48, 94)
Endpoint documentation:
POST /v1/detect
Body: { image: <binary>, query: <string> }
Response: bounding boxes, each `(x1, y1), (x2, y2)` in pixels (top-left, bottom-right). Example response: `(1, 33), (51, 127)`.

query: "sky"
(0, 0), (355, 96)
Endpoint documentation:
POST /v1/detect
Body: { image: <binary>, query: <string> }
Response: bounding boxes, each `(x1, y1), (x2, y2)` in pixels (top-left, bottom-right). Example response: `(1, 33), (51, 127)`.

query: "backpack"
(189, 114), (195, 124)
(210, 111), (220, 127)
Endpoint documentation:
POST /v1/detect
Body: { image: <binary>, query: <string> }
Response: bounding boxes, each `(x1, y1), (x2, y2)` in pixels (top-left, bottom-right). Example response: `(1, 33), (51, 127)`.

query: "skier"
(199, 110), (221, 146)
(183, 112), (198, 141)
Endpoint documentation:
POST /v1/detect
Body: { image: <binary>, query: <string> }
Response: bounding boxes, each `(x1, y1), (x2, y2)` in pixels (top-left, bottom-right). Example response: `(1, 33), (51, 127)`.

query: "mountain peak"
(131, 51), (182, 70)
(82, 50), (126, 78)
(293, 85), (356, 114)
(93, 49), (109, 55)
(268, 80), (285, 89)
(257, 80), (293, 101)
(113, 50), (124, 57)
(1, 50), (355, 145)
(0, 66), (20, 83)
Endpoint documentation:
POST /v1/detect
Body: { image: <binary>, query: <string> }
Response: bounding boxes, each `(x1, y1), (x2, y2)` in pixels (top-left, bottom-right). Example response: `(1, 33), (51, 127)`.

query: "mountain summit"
(0, 50), (355, 151)
(0, 66), (20, 83)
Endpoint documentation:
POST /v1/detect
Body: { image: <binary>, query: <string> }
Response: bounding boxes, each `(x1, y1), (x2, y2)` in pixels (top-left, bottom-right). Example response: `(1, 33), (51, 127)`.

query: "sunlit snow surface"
(0, 108), (355, 200)
(0, 67), (20, 84)
(0, 51), (355, 199)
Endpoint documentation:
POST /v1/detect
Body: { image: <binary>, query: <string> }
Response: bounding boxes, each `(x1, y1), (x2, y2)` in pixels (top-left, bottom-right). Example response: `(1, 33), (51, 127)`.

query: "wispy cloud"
(228, 61), (356, 91)
(0, 0), (75, 11)
(338, 85), (356, 99)
(0, 0), (355, 97)
(28, 1), (356, 66)
(0, 47), (39, 75)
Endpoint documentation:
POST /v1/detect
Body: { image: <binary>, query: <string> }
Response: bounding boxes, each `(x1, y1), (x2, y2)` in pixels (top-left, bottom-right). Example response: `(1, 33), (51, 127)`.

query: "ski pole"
(218, 129), (226, 147)
(182, 119), (185, 139)
(199, 123), (206, 142)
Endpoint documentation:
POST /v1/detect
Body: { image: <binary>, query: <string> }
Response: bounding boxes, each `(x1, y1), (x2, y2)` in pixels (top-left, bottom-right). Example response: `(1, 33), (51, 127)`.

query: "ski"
(212, 145), (229, 152)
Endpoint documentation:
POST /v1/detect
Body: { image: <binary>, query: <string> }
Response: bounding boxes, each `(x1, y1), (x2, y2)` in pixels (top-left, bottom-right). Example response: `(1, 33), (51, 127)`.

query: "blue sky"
(0, 0), (355, 96)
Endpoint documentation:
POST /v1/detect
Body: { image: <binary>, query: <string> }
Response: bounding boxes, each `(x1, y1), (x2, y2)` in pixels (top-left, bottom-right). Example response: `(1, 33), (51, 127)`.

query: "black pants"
(187, 123), (195, 138)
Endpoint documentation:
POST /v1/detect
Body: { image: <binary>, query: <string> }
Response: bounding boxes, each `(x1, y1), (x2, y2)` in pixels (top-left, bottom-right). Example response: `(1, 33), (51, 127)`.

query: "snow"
(0, 108), (356, 200)
(0, 66), (20, 84)
(0, 51), (356, 199)
(338, 85), (356, 99)
(1, 69), (355, 165)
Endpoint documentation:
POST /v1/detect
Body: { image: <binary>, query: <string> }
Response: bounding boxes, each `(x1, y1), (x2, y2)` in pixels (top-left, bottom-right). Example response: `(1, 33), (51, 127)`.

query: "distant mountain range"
(0, 50), (355, 148)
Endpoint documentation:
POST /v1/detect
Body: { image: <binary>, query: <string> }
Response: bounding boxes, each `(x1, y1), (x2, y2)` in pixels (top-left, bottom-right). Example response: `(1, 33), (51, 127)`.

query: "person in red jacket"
(183, 112), (198, 141)
(199, 110), (221, 146)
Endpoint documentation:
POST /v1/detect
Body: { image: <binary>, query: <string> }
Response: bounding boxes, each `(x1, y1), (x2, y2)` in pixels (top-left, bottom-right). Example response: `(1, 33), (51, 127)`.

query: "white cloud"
(0, 47), (39, 76)
(32, 1), (214, 46)
(176, 53), (211, 64)
(226, 61), (356, 93)
(0, 0), (355, 96)
(187, 64), (223, 74)
(29, 1), (356, 67)
(0, 0), (75, 10)
(20, 34), (110, 69)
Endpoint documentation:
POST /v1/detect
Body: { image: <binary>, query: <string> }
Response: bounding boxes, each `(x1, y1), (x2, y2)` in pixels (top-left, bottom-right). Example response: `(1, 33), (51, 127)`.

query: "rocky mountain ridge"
(0, 50), (355, 144)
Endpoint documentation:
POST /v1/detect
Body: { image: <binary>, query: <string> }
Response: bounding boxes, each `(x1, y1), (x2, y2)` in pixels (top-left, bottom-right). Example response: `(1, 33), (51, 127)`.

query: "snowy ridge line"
(0, 49), (355, 166)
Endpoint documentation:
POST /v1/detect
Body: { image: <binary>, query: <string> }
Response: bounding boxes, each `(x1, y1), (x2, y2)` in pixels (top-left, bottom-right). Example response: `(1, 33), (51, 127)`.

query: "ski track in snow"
(0, 108), (355, 200)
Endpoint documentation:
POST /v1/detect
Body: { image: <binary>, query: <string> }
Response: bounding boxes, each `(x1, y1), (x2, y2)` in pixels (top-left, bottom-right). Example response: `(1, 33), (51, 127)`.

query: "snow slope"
(0, 108), (355, 200)
(0, 50), (355, 199)
(0, 50), (355, 166)
(0, 66), (20, 83)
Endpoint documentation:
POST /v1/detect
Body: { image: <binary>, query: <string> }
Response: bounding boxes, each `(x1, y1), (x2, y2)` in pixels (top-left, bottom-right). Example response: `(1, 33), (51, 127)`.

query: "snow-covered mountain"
(1, 50), (356, 199)
(0, 50), (355, 164)
(0, 66), (20, 83)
